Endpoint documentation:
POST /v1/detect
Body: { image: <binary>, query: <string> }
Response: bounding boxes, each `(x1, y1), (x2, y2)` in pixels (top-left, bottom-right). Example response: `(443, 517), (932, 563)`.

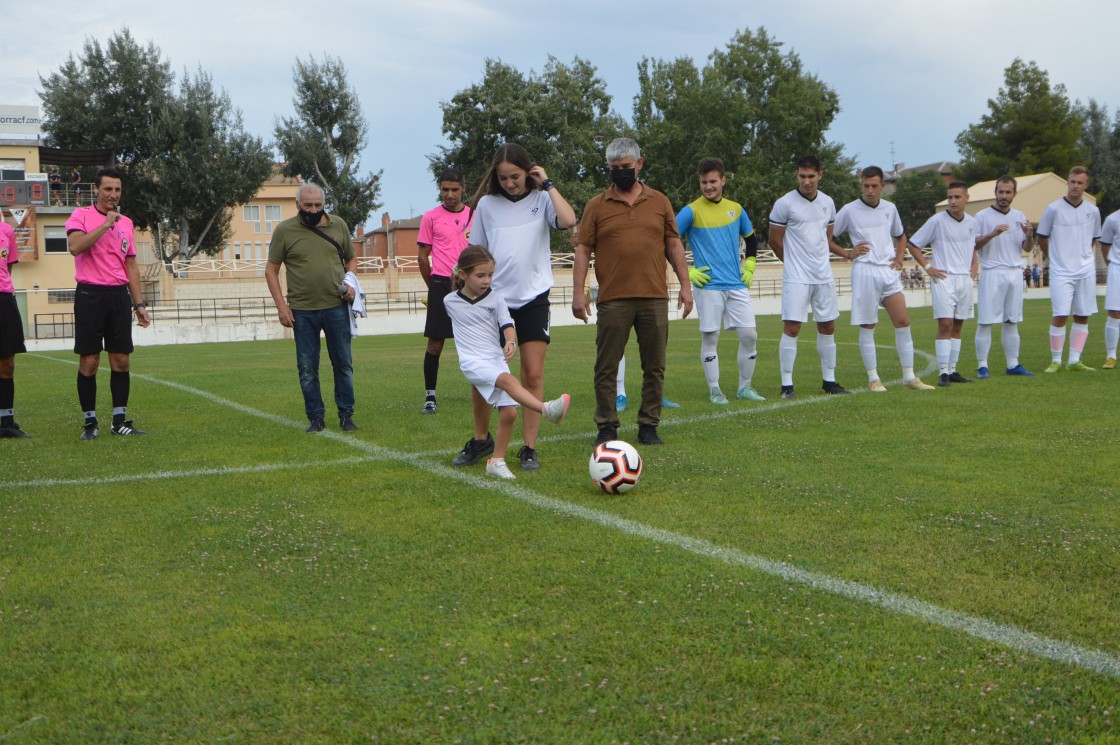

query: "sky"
(3, 0), (1117, 229)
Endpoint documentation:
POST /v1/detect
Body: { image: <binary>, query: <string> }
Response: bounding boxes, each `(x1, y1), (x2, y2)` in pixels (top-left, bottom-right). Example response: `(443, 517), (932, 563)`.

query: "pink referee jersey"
(0, 223), (16, 293)
(65, 206), (136, 286)
(417, 205), (472, 278)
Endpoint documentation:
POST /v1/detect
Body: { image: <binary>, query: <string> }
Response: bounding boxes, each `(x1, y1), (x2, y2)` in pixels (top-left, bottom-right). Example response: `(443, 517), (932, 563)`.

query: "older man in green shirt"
(266, 183), (358, 433)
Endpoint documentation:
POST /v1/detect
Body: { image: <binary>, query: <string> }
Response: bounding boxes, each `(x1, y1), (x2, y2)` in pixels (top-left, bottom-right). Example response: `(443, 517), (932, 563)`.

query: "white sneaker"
(486, 458), (516, 480)
(868, 379), (887, 393)
(543, 394), (570, 424)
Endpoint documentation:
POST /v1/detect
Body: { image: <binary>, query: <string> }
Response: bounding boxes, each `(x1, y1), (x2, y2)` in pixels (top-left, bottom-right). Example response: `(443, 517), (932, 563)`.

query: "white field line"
(29, 351), (1120, 679)
(0, 456), (384, 490)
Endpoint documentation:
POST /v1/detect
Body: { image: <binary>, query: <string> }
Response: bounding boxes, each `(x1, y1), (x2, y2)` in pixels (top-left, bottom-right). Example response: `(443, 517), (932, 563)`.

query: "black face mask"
(299, 208), (324, 228)
(610, 168), (637, 190)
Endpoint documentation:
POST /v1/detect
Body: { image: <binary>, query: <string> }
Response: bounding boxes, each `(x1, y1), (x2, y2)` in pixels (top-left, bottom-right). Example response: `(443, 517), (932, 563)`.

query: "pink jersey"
(0, 223), (16, 293)
(417, 204), (472, 278)
(65, 206), (136, 286)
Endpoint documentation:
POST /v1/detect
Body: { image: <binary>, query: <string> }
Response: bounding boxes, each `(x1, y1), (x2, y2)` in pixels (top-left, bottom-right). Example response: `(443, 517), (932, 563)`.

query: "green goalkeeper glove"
(740, 256), (757, 288)
(688, 265), (711, 288)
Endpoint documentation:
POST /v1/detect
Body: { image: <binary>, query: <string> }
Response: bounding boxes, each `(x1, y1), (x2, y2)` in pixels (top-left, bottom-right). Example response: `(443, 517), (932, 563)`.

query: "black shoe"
(518, 445), (539, 471)
(111, 419), (147, 436)
(637, 424), (663, 445)
(306, 417), (325, 433)
(339, 415), (358, 431)
(80, 419), (99, 440)
(595, 426), (618, 446)
(938, 373), (951, 387)
(0, 423), (30, 438)
(821, 380), (851, 395)
(780, 385), (795, 400)
(948, 371), (972, 384)
(452, 432), (494, 466)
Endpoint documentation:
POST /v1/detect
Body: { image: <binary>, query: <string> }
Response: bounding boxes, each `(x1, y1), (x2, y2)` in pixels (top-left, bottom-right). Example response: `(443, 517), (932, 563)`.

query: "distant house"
(884, 161), (958, 195)
(361, 213), (422, 269)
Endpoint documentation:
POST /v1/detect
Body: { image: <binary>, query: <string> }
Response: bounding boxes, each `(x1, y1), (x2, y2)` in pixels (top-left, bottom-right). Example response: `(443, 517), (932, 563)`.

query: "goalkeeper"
(676, 157), (765, 404)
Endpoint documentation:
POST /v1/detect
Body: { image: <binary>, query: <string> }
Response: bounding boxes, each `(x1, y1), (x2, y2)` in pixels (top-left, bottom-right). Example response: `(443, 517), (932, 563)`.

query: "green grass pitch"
(2, 298), (1118, 743)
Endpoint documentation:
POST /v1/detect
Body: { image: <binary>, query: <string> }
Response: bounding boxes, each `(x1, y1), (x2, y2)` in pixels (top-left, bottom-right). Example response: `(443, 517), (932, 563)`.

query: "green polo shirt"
(268, 214), (354, 310)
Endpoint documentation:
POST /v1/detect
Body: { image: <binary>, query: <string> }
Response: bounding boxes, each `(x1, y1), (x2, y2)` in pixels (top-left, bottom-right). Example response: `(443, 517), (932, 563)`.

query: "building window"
(265, 204), (282, 234)
(0, 159), (25, 180)
(44, 226), (68, 253)
(48, 289), (75, 304)
(243, 205), (261, 234)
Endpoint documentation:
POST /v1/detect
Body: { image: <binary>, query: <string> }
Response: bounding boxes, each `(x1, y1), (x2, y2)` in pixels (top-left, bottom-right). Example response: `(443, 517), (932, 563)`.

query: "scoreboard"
(0, 180), (49, 207)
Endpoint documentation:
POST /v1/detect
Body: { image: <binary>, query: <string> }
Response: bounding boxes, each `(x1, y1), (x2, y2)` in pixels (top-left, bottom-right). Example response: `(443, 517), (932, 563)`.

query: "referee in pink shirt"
(65, 167), (151, 440)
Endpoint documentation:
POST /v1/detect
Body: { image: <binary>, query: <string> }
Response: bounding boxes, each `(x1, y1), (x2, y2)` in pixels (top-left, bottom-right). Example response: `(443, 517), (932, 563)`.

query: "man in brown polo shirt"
(573, 137), (694, 446)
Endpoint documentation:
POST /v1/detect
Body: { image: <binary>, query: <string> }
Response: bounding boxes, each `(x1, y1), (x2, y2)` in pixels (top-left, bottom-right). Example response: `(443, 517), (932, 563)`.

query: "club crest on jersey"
(531, 207), (539, 214)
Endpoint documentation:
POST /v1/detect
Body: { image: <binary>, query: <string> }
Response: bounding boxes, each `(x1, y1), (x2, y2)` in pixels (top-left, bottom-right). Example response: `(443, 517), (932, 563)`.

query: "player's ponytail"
(452, 244), (495, 290)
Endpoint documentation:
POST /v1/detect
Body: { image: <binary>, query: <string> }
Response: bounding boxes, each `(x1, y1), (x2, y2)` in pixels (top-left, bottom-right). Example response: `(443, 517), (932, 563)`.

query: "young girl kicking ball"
(444, 246), (570, 480)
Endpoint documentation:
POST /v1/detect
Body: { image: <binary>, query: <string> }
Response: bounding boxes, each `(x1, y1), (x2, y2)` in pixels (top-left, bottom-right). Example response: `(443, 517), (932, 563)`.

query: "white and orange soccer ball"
(589, 440), (643, 494)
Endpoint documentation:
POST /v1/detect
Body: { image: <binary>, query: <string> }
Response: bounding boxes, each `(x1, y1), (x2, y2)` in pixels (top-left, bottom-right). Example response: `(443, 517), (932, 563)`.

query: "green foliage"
(3, 303), (1120, 741)
(146, 70), (273, 262)
(431, 56), (630, 217)
(38, 28), (271, 265)
(891, 169), (947, 234)
(1076, 98), (1120, 217)
(274, 55), (383, 235)
(633, 27), (859, 219)
(955, 58), (1085, 183)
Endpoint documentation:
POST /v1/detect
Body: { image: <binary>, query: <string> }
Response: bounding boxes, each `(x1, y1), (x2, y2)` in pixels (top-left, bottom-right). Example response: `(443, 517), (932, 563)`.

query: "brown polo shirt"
(577, 184), (679, 303)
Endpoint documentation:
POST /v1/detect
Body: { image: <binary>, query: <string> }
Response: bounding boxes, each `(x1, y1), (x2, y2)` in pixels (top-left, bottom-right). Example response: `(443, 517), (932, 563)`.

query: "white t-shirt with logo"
(974, 206), (1028, 270)
(909, 211), (978, 275)
(769, 189), (836, 284)
(1038, 198), (1102, 279)
(470, 190), (559, 309)
(833, 198), (904, 267)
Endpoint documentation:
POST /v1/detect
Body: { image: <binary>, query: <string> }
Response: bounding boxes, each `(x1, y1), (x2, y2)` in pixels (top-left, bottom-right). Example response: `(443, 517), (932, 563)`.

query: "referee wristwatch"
(133, 301), (147, 311)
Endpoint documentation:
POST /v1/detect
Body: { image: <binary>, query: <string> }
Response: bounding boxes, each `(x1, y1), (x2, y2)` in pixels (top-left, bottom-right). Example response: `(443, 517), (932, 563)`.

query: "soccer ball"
(589, 440), (643, 494)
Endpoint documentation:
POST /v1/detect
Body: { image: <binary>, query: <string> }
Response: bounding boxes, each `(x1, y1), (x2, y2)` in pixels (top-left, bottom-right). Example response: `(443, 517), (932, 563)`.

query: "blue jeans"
(292, 304), (354, 420)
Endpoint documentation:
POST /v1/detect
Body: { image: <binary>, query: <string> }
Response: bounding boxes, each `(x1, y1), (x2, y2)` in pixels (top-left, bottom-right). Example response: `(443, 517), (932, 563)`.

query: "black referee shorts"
(73, 283), (134, 356)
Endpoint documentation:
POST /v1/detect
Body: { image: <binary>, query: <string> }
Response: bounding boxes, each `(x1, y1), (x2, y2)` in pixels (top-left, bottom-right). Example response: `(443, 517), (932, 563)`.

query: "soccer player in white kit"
(767, 155), (851, 399)
(973, 176), (1035, 378)
(1037, 166), (1101, 373)
(831, 166), (934, 392)
(907, 181), (979, 387)
(1097, 207), (1120, 369)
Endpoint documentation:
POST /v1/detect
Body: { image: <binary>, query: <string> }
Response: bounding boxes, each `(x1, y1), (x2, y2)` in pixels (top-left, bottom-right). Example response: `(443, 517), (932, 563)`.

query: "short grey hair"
(297, 183), (325, 202)
(605, 137), (641, 163)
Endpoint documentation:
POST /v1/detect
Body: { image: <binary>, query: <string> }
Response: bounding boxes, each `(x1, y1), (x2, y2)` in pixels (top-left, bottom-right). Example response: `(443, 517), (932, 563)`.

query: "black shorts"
(423, 276), (454, 340)
(510, 290), (551, 345)
(0, 294), (27, 358)
(73, 283), (134, 356)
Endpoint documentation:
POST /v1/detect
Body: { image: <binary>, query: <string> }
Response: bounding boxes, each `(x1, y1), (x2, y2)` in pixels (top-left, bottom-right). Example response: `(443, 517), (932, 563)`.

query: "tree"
(891, 170), (947, 236)
(1076, 98), (1120, 217)
(955, 59), (1085, 183)
(431, 56), (629, 218)
(146, 70), (273, 263)
(633, 27), (859, 226)
(274, 55), (382, 235)
(39, 28), (272, 267)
